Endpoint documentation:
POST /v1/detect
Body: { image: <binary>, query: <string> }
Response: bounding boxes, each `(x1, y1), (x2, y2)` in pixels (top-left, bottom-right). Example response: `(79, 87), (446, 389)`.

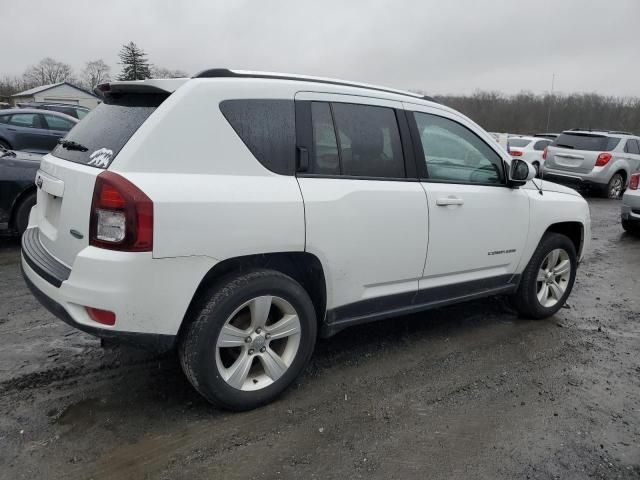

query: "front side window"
(43, 114), (75, 131)
(8, 113), (41, 129)
(413, 112), (504, 184)
(330, 103), (405, 178)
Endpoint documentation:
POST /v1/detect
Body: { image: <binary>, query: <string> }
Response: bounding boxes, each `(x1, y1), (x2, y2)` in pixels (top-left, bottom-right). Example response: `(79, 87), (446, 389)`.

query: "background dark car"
(0, 108), (77, 153)
(0, 145), (41, 235)
(16, 102), (90, 120)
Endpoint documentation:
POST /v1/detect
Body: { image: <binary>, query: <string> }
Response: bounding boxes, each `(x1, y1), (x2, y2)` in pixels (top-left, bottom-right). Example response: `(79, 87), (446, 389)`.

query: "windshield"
(553, 133), (620, 152)
(50, 92), (168, 168)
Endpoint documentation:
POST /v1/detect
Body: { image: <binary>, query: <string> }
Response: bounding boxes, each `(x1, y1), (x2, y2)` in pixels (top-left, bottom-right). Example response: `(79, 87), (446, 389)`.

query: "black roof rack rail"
(568, 128), (635, 135)
(193, 68), (437, 103)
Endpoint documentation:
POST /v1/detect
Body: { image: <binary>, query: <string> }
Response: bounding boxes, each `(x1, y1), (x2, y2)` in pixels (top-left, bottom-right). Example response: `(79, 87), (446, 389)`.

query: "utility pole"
(545, 73), (555, 132)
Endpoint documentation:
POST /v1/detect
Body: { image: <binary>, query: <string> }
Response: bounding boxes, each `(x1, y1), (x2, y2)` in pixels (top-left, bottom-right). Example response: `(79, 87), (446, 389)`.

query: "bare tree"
(23, 57), (74, 87)
(434, 91), (640, 135)
(151, 66), (188, 79)
(81, 59), (111, 91)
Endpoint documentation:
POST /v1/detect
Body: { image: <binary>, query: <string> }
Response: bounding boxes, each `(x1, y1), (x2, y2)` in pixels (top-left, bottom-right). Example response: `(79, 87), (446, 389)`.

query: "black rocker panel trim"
(321, 274), (520, 337)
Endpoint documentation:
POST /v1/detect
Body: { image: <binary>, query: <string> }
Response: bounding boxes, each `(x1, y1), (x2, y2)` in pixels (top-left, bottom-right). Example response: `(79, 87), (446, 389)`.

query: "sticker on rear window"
(88, 148), (113, 168)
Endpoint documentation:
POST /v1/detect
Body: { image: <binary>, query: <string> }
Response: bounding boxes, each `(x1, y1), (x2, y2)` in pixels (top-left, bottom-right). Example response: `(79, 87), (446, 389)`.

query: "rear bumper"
(22, 266), (175, 351)
(21, 228), (217, 351)
(541, 171), (607, 189)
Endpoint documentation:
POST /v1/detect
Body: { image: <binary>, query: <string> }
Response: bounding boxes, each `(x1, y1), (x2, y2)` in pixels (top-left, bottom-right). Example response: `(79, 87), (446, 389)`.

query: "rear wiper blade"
(58, 139), (88, 152)
(555, 144), (574, 149)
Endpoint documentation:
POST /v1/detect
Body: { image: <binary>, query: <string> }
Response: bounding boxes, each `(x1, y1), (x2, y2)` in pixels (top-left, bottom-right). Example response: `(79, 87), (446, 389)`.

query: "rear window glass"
(553, 133), (620, 152)
(51, 93), (167, 168)
(508, 138), (531, 148)
(219, 99), (295, 175)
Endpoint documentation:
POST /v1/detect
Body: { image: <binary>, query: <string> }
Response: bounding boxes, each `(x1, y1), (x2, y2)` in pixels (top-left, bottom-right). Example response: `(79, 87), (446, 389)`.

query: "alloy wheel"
(536, 248), (571, 308)
(608, 176), (623, 199)
(215, 295), (301, 391)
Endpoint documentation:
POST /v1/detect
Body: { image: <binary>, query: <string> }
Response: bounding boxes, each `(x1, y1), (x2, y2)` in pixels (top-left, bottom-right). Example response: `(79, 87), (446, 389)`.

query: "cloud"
(3, 0), (639, 96)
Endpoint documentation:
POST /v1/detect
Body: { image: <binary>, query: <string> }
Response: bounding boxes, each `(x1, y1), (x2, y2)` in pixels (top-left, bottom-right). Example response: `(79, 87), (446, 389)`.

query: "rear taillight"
(511, 150), (523, 157)
(595, 153), (612, 167)
(630, 173), (640, 190)
(86, 307), (116, 326)
(542, 147), (548, 160)
(89, 171), (153, 251)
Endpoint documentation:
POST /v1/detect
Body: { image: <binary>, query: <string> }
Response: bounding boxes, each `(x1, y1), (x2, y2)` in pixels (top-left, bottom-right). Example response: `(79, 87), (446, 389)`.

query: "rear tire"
(179, 269), (317, 411)
(606, 173), (624, 199)
(622, 219), (639, 235)
(0, 139), (11, 150)
(13, 192), (36, 236)
(513, 233), (577, 319)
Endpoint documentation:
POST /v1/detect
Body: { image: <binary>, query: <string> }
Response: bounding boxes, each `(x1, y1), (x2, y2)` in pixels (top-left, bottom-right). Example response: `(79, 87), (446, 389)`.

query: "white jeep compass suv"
(21, 69), (591, 410)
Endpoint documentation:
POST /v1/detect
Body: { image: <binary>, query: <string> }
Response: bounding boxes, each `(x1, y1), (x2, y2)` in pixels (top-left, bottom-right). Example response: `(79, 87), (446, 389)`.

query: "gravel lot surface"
(0, 198), (638, 479)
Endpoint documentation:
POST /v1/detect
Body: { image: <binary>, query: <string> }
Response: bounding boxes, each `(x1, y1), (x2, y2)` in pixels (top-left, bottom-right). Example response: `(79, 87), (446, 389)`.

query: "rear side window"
(331, 103), (405, 178)
(9, 113), (42, 129)
(220, 99), (295, 175)
(51, 93), (167, 168)
(311, 102), (340, 175)
(553, 133), (620, 152)
(624, 139), (640, 154)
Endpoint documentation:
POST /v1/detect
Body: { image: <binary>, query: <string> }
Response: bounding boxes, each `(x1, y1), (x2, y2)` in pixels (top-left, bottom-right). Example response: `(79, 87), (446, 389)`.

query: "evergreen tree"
(117, 42), (151, 81)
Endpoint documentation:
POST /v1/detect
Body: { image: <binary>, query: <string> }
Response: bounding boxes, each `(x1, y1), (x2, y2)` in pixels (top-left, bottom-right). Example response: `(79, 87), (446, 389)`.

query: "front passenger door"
(7, 113), (50, 153)
(42, 114), (76, 150)
(407, 106), (530, 290)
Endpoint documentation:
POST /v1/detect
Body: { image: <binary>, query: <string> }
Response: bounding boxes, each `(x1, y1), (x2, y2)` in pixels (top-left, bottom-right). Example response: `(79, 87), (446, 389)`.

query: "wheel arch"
(9, 185), (37, 229)
(0, 136), (12, 149)
(178, 251), (327, 339)
(544, 221), (584, 259)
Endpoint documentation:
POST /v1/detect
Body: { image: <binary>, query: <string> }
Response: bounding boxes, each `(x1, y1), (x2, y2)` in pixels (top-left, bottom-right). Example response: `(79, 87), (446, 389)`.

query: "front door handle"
(436, 196), (464, 206)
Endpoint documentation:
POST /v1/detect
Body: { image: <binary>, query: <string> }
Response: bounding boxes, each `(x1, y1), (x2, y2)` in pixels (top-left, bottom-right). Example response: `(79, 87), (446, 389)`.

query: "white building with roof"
(11, 82), (99, 109)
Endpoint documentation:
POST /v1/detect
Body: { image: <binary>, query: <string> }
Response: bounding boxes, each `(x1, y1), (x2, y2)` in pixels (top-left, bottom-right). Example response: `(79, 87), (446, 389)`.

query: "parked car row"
(0, 108), (78, 153)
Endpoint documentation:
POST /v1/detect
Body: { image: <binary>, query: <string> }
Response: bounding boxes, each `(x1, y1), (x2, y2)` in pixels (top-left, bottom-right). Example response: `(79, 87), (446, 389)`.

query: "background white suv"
(508, 135), (552, 176)
(21, 70), (591, 410)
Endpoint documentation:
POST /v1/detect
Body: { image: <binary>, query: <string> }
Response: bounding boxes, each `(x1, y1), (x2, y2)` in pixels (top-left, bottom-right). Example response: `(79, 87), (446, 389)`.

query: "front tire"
(179, 270), (317, 411)
(513, 233), (577, 319)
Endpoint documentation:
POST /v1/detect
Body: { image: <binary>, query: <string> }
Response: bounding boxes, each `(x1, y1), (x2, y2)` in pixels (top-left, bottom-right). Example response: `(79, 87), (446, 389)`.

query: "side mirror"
(509, 159), (536, 186)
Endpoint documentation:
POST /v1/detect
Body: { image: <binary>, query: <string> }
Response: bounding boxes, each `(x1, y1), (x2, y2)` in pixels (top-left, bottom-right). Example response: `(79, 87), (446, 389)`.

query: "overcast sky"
(4, 0), (639, 97)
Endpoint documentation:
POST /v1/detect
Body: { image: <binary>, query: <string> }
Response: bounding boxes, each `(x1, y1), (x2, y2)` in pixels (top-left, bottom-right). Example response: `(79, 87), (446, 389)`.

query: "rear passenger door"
(7, 113), (50, 152)
(405, 104), (530, 290)
(294, 92), (428, 315)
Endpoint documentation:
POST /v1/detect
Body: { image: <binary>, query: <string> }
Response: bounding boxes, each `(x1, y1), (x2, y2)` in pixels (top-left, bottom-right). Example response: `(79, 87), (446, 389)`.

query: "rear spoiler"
(94, 79), (188, 98)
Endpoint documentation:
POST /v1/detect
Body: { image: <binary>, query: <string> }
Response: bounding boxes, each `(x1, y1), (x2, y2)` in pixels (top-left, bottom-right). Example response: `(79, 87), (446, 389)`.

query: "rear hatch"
(545, 132), (620, 173)
(32, 90), (169, 267)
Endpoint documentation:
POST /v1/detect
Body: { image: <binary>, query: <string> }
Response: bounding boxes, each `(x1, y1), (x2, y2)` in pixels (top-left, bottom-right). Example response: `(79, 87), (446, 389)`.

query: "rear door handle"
(436, 196), (464, 206)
